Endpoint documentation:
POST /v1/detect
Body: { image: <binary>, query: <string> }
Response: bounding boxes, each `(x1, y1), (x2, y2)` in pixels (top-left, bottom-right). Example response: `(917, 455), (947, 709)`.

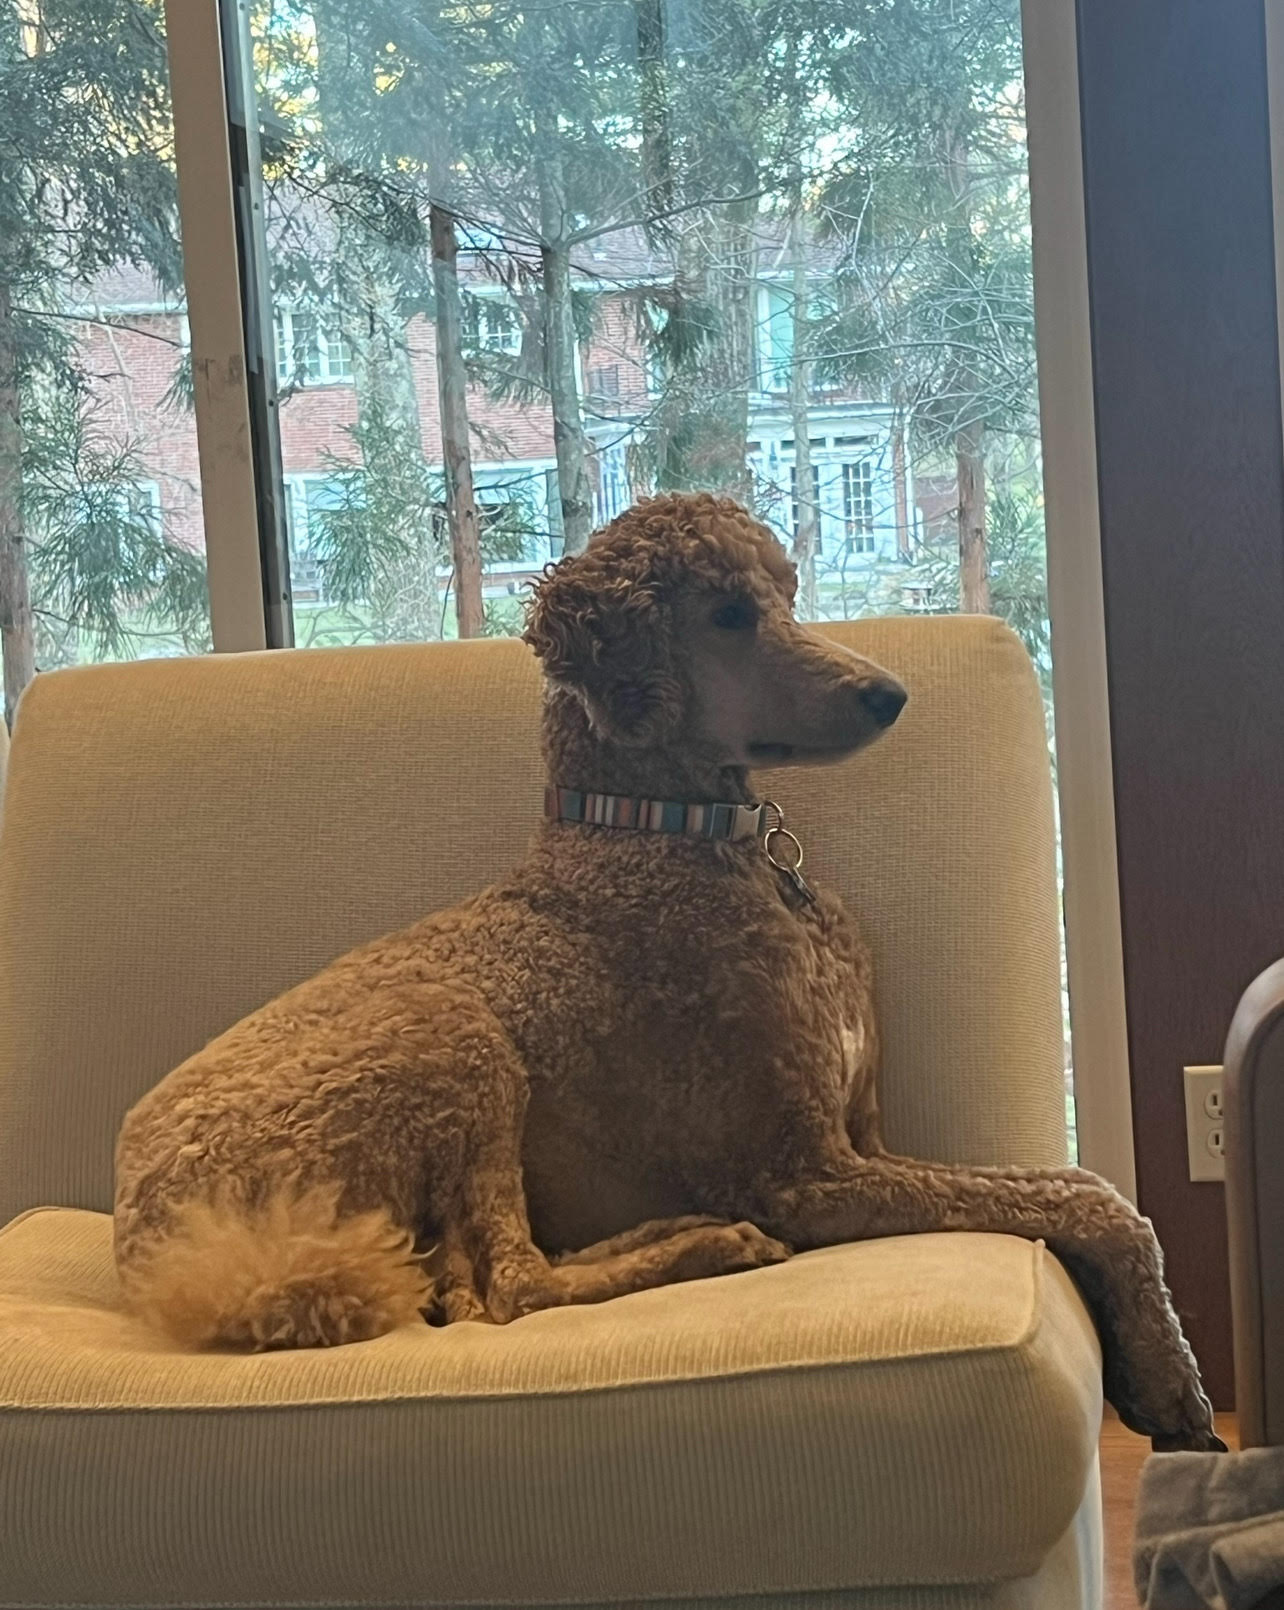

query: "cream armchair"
(0, 618), (1102, 1609)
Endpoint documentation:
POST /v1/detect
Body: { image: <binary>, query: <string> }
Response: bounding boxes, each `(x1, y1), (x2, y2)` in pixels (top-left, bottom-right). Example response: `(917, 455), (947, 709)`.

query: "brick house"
(76, 234), (922, 618)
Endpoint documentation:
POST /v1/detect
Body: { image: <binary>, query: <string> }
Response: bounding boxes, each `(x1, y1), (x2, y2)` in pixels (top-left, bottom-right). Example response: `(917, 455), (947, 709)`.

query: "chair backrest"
(0, 616), (1066, 1225)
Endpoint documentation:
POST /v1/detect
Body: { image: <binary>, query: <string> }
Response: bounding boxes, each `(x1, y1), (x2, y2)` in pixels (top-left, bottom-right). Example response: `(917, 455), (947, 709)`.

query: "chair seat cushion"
(0, 1209), (1102, 1608)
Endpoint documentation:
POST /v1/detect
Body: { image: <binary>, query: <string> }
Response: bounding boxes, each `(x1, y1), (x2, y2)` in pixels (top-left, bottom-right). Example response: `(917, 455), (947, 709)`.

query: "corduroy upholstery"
(0, 618), (1101, 1609)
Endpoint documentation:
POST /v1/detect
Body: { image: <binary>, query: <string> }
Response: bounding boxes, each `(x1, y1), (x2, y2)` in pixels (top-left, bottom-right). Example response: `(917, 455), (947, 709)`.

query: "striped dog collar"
(545, 787), (766, 842)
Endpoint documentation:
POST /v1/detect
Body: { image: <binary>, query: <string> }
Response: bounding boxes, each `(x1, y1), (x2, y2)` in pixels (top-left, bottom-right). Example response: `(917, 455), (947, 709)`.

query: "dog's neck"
(540, 686), (755, 804)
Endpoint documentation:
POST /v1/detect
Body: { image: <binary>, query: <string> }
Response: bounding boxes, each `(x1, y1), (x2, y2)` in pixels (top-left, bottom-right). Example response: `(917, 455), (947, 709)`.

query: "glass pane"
(1, 0), (211, 726)
(241, 0), (1074, 1156)
(238, 2), (1050, 652)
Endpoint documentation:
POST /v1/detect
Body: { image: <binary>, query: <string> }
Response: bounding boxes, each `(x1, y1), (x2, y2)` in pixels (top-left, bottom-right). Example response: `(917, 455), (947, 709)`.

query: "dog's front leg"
(756, 1148), (1221, 1452)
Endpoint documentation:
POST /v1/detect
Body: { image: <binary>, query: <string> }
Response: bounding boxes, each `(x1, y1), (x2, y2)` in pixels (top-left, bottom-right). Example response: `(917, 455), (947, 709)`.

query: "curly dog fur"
(114, 491), (1220, 1451)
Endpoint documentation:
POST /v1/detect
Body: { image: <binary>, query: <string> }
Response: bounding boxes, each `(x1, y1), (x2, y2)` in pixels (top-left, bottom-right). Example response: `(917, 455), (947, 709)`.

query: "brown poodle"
(113, 491), (1220, 1452)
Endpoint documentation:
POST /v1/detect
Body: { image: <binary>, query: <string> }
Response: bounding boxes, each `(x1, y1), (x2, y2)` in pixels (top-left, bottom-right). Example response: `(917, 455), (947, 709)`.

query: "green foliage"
(911, 475), (1050, 675)
(161, 342), (195, 414)
(987, 485), (1052, 676)
(312, 395), (428, 609)
(23, 387), (209, 665)
(805, 0), (1038, 451)
(1, 0), (205, 679)
(309, 395), (538, 613)
(245, 0), (1045, 617)
(480, 595), (526, 639)
(2, 0), (1050, 676)
(0, 0), (182, 294)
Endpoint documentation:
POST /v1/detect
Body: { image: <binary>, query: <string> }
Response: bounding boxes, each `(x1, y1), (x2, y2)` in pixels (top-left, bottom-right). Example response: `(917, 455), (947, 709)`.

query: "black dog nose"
(861, 679), (908, 728)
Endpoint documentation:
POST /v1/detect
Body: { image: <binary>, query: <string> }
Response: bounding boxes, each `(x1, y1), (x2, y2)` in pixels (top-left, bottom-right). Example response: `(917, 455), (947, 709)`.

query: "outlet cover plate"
(1184, 1065), (1225, 1182)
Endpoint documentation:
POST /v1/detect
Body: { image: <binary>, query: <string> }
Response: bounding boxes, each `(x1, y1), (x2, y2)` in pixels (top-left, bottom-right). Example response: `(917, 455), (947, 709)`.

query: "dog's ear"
(524, 559), (681, 746)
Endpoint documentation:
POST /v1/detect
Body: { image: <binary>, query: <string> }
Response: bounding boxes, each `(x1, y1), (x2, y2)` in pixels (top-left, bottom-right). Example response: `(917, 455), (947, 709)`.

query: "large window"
(238, 0), (1064, 1137)
(462, 294), (523, 359)
(275, 309), (354, 387)
(223, 0), (1049, 673)
(0, 0), (210, 724)
(2, 0), (1072, 1153)
(843, 462), (876, 555)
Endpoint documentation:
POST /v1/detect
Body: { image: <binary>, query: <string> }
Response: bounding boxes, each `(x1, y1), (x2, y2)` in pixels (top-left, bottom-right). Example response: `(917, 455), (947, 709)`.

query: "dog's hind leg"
(545, 1221), (791, 1303)
(552, 1216), (749, 1264)
(451, 1132), (789, 1321)
(756, 1146), (1220, 1452)
(475, 1217), (791, 1320)
(422, 1224), (488, 1325)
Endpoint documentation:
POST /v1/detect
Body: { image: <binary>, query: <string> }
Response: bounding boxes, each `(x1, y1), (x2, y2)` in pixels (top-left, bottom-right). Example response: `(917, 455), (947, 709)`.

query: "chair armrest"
(1224, 958), (1284, 1449)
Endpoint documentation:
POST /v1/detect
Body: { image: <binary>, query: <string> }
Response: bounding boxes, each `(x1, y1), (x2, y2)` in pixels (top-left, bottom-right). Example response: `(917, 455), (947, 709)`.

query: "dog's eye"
(711, 599), (758, 631)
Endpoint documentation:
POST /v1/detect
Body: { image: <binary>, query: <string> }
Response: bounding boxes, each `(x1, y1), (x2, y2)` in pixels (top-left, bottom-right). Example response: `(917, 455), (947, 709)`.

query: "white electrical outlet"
(1184, 1065), (1225, 1182)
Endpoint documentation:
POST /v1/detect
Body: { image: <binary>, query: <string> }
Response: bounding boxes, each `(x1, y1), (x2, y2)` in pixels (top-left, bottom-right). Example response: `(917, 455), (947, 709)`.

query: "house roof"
(82, 202), (846, 312)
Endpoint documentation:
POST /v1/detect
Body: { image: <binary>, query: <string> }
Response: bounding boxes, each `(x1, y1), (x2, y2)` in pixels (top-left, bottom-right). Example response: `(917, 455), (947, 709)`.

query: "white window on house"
(587, 364), (621, 402)
(593, 443), (631, 529)
(790, 462), (822, 553)
(759, 285), (793, 393)
(284, 472), (362, 601)
(641, 302), (670, 397)
(76, 479), (162, 537)
(545, 467), (565, 558)
(757, 281), (842, 395)
(274, 309), (353, 387)
(842, 460), (876, 554)
(473, 468), (550, 568)
(462, 294), (522, 357)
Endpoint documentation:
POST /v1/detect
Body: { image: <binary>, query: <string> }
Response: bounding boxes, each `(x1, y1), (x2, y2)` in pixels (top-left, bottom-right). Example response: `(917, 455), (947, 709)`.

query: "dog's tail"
(119, 1183), (431, 1351)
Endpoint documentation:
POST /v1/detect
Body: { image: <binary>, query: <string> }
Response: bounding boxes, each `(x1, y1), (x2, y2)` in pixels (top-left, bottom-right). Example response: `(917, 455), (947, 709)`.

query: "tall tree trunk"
(700, 202), (755, 502)
(314, 12), (440, 639)
(945, 125), (990, 613)
(344, 266), (441, 641)
(653, 224), (703, 492)
(539, 160), (594, 554)
(0, 281), (34, 726)
(891, 400), (911, 559)
(429, 204), (484, 637)
(635, 0), (673, 226)
(656, 205), (755, 501)
(787, 203), (818, 620)
(956, 411), (990, 612)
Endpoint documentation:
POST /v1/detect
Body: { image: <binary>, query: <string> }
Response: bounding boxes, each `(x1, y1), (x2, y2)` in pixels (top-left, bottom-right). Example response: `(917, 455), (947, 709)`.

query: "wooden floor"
(1101, 1409), (1239, 1609)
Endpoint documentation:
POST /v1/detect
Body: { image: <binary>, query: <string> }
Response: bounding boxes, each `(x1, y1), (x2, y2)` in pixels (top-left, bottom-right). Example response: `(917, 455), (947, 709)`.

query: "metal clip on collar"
(762, 800), (817, 906)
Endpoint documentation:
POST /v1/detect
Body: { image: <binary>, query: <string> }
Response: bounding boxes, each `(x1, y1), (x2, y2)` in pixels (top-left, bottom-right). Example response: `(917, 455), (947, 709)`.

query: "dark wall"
(1077, 0), (1284, 1408)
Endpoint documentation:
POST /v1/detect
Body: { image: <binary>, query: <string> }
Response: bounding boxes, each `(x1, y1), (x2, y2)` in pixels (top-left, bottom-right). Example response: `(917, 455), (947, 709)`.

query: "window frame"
(274, 309), (355, 388)
(461, 290), (523, 359)
(281, 471), (363, 606)
(470, 460), (561, 575)
(841, 459), (876, 555)
(166, 0), (1136, 1199)
(163, 0), (274, 652)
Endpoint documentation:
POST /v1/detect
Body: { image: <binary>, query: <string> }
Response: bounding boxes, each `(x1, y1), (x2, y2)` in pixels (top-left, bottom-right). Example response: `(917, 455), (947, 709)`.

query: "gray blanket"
(1134, 1446), (1284, 1609)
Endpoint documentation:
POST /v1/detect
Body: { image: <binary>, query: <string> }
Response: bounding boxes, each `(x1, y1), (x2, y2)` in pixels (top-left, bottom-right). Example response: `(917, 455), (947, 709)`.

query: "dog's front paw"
(1150, 1425), (1228, 1454)
(1113, 1362), (1222, 1452)
(724, 1222), (793, 1268)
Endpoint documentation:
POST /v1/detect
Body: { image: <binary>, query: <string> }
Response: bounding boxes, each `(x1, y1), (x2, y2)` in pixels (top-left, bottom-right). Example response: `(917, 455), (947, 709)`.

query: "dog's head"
(524, 492), (906, 770)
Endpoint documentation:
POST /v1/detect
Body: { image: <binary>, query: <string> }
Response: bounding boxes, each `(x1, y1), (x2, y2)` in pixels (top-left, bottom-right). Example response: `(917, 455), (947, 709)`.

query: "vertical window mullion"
(218, 0), (293, 647)
(163, 0), (267, 652)
(1021, 0), (1133, 1198)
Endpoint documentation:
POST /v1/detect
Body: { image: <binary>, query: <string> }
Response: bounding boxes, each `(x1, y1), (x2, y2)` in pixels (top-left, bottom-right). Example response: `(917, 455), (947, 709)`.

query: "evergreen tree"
(810, 0), (1036, 615)
(0, 0), (208, 723)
